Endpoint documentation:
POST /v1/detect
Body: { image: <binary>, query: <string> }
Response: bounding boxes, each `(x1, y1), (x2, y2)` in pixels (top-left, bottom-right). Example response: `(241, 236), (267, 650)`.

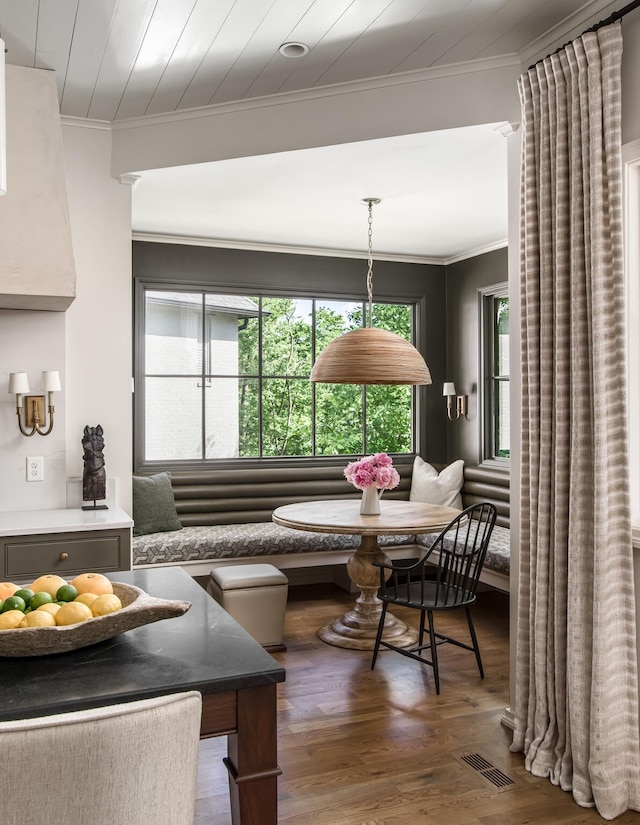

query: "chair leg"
(371, 602), (389, 670)
(465, 606), (484, 679)
(427, 610), (440, 694)
(418, 608), (426, 647)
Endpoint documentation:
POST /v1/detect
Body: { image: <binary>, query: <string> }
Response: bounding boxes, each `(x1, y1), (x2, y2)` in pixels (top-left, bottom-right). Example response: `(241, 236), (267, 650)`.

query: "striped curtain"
(512, 22), (640, 819)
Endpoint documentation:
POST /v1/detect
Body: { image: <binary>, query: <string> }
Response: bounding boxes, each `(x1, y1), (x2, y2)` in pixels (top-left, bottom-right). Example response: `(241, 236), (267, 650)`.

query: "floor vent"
(459, 752), (515, 789)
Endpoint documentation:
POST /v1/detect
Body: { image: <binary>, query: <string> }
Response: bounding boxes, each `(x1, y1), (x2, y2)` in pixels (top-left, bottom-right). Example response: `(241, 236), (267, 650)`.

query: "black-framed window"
(481, 284), (510, 463)
(136, 286), (419, 466)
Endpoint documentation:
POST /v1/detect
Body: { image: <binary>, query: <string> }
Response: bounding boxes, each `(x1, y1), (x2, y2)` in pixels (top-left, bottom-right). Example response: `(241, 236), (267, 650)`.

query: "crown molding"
(131, 232), (446, 266)
(113, 53), (520, 132)
(131, 232), (507, 266)
(444, 239), (509, 265)
(60, 115), (112, 130)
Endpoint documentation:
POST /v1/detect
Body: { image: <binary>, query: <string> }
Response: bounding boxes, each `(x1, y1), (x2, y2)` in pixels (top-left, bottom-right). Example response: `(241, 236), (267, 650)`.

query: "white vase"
(360, 484), (381, 515)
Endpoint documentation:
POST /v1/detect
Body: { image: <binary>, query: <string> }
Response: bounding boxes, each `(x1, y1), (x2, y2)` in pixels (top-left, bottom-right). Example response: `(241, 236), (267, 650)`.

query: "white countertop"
(0, 507), (133, 537)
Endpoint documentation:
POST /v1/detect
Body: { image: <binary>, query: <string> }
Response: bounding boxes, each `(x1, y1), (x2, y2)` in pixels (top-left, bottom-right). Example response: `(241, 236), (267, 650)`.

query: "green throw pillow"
(132, 472), (183, 537)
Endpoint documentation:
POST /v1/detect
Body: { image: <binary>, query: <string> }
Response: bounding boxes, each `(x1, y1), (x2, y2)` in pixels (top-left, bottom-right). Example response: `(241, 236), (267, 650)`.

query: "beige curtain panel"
(513, 22), (640, 820)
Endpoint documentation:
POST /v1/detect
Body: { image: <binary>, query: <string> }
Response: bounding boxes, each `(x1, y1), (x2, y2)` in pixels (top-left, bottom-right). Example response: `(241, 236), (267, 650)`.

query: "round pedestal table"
(272, 499), (460, 651)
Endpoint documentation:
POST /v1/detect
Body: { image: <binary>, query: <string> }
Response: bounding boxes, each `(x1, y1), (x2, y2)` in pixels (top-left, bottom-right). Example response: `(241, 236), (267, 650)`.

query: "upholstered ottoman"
(206, 564), (289, 650)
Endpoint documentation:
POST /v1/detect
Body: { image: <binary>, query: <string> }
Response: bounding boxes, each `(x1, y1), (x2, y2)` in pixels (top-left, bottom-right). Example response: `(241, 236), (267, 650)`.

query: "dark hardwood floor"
(194, 583), (640, 824)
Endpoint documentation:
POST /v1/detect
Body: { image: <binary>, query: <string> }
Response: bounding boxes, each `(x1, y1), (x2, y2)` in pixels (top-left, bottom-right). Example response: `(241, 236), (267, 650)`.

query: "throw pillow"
(132, 472), (183, 537)
(409, 457), (464, 509)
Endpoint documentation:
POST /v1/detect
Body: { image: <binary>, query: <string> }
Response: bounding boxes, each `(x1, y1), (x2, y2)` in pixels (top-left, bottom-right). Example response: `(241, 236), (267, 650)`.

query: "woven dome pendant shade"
(310, 327), (432, 385)
(310, 197), (431, 386)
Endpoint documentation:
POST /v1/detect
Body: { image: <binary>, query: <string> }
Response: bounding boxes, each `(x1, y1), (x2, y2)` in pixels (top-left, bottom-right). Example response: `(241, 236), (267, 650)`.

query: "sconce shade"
(8, 372), (30, 394)
(443, 382), (456, 397)
(42, 370), (61, 392)
(310, 327), (432, 385)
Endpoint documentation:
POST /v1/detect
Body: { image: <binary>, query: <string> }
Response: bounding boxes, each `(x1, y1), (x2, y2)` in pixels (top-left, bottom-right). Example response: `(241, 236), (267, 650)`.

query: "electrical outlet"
(26, 456), (44, 482)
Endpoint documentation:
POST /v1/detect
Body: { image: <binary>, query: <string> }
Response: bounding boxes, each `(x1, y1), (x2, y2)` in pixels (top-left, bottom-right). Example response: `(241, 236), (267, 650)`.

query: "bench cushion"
(132, 523), (417, 567)
(416, 523), (511, 579)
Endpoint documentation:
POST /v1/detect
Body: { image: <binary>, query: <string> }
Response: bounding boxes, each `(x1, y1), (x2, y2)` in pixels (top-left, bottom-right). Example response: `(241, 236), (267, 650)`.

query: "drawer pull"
(59, 552), (69, 561)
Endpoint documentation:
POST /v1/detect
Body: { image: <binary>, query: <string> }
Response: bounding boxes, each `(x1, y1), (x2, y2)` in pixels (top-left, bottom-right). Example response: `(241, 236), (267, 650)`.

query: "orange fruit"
(0, 582), (20, 602)
(30, 574), (68, 599)
(55, 601), (93, 626)
(91, 594), (122, 617)
(70, 572), (113, 596)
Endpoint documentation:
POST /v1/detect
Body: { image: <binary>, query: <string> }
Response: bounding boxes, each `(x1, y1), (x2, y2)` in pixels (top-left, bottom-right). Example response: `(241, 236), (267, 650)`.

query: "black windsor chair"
(370, 502), (498, 694)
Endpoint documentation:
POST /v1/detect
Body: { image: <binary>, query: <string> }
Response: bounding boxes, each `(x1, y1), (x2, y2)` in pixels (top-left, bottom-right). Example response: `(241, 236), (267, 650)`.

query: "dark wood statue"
(82, 424), (108, 510)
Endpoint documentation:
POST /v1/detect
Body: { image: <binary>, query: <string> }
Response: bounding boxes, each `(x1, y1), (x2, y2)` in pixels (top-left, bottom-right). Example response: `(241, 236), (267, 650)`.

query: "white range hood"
(0, 65), (76, 311)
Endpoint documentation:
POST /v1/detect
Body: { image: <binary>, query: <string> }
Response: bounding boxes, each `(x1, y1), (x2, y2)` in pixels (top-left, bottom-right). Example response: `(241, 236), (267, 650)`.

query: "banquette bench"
(132, 462), (511, 592)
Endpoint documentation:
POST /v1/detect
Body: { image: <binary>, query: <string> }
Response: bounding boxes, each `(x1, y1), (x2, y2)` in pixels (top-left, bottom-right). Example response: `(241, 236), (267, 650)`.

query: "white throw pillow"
(409, 457), (464, 509)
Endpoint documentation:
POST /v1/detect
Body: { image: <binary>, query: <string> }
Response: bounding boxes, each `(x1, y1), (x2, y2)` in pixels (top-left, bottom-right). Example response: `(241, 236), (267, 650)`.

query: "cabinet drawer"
(4, 530), (129, 580)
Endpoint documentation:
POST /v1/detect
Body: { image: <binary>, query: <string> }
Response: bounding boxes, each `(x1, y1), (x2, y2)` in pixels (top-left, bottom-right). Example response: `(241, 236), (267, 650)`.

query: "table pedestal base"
(317, 533), (418, 651)
(318, 614), (418, 650)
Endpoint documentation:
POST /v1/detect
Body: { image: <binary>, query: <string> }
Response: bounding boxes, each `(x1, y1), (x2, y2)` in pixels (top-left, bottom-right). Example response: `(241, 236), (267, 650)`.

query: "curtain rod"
(528, 0), (640, 70)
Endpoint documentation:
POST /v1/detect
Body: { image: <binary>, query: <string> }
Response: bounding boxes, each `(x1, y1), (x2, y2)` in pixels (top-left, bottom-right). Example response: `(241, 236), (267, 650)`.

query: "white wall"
(62, 121), (133, 514)
(0, 309), (67, 510)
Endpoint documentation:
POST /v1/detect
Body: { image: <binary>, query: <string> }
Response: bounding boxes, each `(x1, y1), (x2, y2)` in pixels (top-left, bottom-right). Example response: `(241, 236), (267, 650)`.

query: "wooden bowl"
(0, 582), (191, 657)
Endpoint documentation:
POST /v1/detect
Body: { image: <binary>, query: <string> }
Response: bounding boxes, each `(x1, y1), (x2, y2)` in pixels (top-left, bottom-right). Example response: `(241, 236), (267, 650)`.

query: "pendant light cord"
(366, 200), (374, 328)
(362, 197), (380, 328)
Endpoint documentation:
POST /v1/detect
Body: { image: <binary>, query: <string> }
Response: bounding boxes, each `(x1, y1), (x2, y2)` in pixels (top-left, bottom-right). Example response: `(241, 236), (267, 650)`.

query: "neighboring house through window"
(136, 287), (419, 468)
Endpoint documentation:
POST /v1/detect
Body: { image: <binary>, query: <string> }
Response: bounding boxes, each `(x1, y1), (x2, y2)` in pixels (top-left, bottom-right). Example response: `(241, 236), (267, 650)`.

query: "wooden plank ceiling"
(0, 0), (616, 122)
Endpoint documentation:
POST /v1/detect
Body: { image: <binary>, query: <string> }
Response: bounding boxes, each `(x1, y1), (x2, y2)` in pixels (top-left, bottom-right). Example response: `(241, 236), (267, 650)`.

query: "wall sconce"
(443, 382), (467, 421)
(8, 371), (61, 436)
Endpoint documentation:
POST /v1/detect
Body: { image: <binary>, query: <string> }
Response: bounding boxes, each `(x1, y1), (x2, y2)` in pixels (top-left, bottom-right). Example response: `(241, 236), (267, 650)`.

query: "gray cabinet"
(2, 528), (130, 581)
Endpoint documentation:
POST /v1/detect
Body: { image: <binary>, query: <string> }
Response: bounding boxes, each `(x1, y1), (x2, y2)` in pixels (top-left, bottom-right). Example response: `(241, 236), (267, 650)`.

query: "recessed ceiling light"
(279, 42), (310, 58)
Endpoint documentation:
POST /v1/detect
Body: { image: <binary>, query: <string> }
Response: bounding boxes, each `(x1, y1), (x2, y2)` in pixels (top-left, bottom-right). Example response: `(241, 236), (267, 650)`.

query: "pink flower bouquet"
(343, 452), (400, 491)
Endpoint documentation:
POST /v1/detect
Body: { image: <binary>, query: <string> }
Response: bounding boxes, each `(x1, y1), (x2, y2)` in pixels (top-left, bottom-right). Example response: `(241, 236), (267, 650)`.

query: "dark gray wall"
(445, 246), (508, 464)
(133, 241), (448, 462)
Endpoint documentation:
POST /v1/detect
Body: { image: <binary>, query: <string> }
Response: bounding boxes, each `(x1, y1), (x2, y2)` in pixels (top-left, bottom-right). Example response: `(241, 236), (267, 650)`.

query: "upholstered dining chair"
(371, 502), (497, 694)
(0, 690), (202, 825)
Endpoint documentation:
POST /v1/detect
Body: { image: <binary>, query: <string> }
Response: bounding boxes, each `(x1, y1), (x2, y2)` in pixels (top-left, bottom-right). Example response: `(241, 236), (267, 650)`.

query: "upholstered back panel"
(144, 462), (509, 528)
(461, 465), (510, 528)
(169, 463), (414, 526)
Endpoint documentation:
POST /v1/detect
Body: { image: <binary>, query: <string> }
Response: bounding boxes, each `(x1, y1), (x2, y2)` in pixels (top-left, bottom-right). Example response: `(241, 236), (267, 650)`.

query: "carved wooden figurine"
(82, 424), (107, 508)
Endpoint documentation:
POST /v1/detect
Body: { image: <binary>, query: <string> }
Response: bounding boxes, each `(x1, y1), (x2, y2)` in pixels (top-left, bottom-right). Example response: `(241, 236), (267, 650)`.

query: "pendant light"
(310, 198), (431, 385)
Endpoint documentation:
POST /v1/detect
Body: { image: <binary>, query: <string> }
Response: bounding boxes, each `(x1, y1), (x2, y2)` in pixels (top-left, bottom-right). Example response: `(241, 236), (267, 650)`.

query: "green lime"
(0, 599), (3, 612)
(14, 588), (34, 606)
(56, 584), (79, 602)
(29, 591), (54, 609)
(2, 595), (26, 613)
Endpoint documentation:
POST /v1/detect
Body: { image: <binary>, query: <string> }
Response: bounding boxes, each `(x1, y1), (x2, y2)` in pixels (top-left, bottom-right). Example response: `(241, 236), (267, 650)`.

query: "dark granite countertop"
(0, 567), (285, 721)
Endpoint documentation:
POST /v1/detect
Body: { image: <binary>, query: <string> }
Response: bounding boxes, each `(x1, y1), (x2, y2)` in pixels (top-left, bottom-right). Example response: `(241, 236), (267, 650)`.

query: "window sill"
(478, 458), (510, 474)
